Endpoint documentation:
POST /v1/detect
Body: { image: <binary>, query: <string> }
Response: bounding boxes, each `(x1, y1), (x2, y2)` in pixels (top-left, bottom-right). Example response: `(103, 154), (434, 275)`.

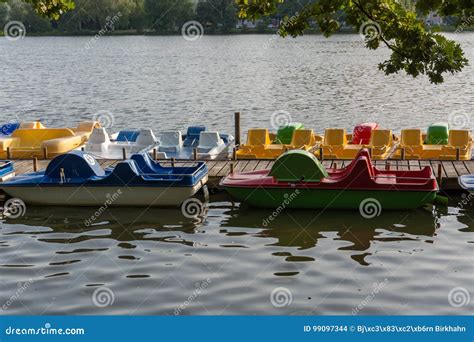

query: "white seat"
(136, 129), (157, 147)
(159, 131), (183, 152)
(86, 127), (111, 152)
(198, 131), (224, 152)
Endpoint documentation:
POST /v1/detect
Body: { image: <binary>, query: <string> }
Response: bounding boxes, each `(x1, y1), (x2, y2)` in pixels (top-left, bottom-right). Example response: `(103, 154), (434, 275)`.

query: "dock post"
(81, 147), (85, 151)
(153, 148), (157, 161)
(234, 112), (241, 147)
(437, 164), (443, 185)
(193, 148), (198, 160)
(230, 163), (234, 175)
(401, 148), (405, 160)
(122, 148), (126, 160)
(232, 147), (237, 161)
(368, 147), (372, 158)
(6, 147), (11, 160)
(33, 157), (38, 172)
(171, 158), (175, 167)
(385, 162), (390, 171)
(456, 148), (460, 161)
(319, 147), (324, 161)
(333, 162), (337, 169)
(43, 147), (48, 160)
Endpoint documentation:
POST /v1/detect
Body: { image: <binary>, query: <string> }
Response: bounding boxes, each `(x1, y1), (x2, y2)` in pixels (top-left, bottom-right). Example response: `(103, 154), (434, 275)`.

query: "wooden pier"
(8, 158), (474, 192)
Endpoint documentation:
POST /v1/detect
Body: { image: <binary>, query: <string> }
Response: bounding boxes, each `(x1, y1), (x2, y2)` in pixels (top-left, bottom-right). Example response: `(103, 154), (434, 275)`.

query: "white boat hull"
(2, 178), (207, 207)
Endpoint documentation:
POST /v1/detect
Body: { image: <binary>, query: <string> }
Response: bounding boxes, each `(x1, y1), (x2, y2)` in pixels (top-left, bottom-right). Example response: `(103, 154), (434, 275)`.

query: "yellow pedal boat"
(236, 127), (322, 159)
(391, 123), (472, 160)
(315, 123), (398, 160)
(0, 121), (101, 159)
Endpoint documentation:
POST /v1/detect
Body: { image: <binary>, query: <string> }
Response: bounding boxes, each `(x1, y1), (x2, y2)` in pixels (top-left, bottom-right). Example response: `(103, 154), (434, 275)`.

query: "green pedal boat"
(221, 149), (438, 210)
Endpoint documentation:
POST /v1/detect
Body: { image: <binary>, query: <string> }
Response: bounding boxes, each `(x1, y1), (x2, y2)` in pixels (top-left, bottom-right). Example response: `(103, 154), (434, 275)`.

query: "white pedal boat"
(85, 128), (159, 159)
(158, 126), (234, 160)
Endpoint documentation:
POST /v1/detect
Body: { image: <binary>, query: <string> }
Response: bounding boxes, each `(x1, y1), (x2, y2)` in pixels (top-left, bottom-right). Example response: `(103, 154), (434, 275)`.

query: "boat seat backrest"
(291, 129), (315, 146)
(20, 121), (45, 129)
(246, 129), (270, 146)
(198, 131), (223, 149)
(131, 153), (171, 174)
(369, 129), (392, 147)
(88, 128), (111, 145)
(160, 131), (183, 148)
(12, 128), (75, 147)
(116, 130), (139, 142)
(324, 129), (347, 146)
(135, 129), (157, 146)
(401, 129), (422, 147)
(107, 160), (141, 182)
(448, 130), (470, 147)
(74, 121), (101, 134)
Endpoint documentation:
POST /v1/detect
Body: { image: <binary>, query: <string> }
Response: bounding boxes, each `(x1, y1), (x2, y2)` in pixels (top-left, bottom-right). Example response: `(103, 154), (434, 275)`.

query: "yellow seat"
(318, 128), (362, 159)
(0, 121), (101, 159)
(366, 129), (396, 160)
(439, 130), (472, 160)
(236, 128), (320, 159)
(19, 121), (45, 129)
(392, 129), (424, 159)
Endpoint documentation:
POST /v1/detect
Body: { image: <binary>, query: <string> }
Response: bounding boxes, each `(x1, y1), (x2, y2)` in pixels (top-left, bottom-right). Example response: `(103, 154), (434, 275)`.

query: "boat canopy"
(425, 122), (449, 145)
(269, 150), (328, 182)
(45, 150), (105, 179)
(275, 123), (304, 144)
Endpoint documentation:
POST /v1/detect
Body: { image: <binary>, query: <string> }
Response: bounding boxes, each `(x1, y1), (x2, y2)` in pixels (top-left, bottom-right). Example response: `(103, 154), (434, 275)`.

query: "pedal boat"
(221, 149), (438, 210)
(0, 160), (14, 181)
(392, 123), (472, 160)
(158, 126), (234, 160)
(0, 151), (208, 207)
(236, 124), (322, 159)
(85, 127), (159, 159)
(315, 123), (398, 160)
(459, 175), (474, 194)
(0, 121), (101, 159)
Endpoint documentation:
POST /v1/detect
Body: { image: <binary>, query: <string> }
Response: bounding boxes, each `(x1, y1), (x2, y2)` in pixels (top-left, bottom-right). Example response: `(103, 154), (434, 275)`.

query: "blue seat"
(116, 130), (140, 142)
(183, 126), (206, 147)
(131, 153), (171, 175)
(0, 122), (20, 136)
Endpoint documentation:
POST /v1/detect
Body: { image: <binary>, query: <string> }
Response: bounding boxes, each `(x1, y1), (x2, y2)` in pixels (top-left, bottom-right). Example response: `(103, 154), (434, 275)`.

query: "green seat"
(274, 123), (304, 144)
(425, 122), (449, 145)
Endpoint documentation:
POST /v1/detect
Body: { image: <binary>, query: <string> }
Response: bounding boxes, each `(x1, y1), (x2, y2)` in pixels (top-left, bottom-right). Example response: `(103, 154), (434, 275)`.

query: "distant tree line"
(0, 0), (244, 34)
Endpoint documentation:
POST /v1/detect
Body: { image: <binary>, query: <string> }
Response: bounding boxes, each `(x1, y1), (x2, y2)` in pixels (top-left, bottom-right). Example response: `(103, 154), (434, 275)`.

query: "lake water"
(0, 34), (473, 315)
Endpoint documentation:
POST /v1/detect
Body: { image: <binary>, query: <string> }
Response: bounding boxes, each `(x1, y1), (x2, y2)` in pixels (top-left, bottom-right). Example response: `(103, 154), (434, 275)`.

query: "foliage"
(237, 0), (472, 84)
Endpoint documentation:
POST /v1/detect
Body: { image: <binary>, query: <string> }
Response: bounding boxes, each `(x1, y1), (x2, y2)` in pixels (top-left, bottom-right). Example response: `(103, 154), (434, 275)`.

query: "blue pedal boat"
(0, 151), (208, 207)
(459, 175), (474, 193)
(158, 126), (234, 160)
(0, 160), (15, 181)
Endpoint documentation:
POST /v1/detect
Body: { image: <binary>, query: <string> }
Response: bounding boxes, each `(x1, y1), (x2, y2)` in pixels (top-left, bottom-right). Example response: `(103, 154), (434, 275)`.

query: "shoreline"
(1, 26), (473, 37)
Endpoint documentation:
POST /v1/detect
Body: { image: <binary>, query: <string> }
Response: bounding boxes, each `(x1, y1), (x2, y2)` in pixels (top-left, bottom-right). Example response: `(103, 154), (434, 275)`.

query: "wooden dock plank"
(463, 161), (474, 174)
